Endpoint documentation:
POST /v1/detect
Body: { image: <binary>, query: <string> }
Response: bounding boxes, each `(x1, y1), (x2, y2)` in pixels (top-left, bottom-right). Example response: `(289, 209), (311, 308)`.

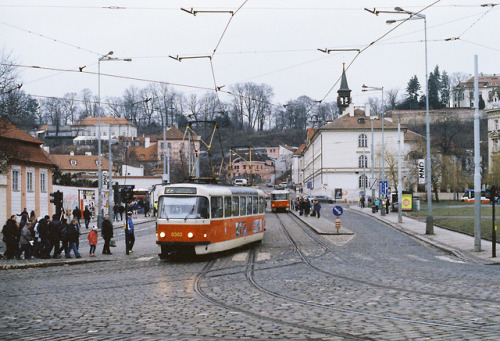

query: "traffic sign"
(379, 180), (388, 196)
(332, 206), (343, 217)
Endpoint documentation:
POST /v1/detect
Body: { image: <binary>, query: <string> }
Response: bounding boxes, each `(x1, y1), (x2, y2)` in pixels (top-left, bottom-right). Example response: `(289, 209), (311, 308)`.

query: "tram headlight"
(159, 232), (166, 238)
(187, 232), (194, 239)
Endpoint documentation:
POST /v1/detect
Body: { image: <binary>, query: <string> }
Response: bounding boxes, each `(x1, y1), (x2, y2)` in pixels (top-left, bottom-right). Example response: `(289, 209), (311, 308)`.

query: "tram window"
(271, 193), (288, 200)
(240, 196), (247, 216)
(158, 196), (209, 219)
(232, 196), (239, 216)
(224, 196), (232, 217)
(252, 196), (258, 214)
(247, 196), (252, 215)
(211, 196), (224, 218)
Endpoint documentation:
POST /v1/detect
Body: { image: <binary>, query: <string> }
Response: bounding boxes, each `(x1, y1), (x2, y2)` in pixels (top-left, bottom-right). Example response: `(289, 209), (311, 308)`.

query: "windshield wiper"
(184, 205), (195, 221)
(160, 207), (169, 221)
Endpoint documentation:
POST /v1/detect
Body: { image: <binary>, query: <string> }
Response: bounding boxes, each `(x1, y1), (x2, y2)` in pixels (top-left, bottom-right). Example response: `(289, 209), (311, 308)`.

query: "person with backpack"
(72, 206), (82, 227)
(101, 214), (113, 255)
(2, 215), (20, 259)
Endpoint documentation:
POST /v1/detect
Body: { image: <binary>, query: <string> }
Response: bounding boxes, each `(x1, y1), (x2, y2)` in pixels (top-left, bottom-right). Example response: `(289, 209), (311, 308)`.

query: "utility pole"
(474, 55), (482, 252)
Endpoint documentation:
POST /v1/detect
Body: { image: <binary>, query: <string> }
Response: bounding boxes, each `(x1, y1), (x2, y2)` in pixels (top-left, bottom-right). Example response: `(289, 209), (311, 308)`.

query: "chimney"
(145, 137), (150, 148)
(365, 103), (371, 117)
(85, 151), (92, 156)
(70, 151), (75, 156)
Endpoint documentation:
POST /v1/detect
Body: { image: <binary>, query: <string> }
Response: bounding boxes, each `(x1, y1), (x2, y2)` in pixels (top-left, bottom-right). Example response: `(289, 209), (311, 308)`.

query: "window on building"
(496, 120), (499, 130)
(139, 154), (145, 159)
(168, 142), (171, 148)
(70, 160), (77, 166)
(40, 173), (46, 193)
(12, 169), (19, 191)
(135, 141), (140, 147)
(358, 134), (367, 147)
(359, 155), (368, 168)
(27, 171), (33, 192)
(359, 175), (368, 189)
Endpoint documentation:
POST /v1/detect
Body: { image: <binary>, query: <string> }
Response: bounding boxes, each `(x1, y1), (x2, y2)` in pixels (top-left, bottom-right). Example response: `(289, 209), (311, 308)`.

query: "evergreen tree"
(428, 65), (441, 109)
(440, 70), (450, 108)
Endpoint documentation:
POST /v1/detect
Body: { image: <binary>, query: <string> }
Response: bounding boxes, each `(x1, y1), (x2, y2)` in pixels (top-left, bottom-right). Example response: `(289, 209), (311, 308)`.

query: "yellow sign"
(402, 194), (413, 211)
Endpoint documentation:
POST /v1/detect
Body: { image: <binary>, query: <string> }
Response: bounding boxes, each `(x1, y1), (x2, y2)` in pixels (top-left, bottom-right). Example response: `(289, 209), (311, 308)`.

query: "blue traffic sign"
(332, 206), (344, 217)
(379, 180), (388, 196)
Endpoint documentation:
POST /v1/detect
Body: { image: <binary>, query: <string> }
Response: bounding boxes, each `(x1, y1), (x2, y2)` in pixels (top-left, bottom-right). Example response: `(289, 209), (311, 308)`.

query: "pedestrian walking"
(47, 214), (62, 258)
(18, 221), (33, 260)
(304, 198), (311, 217)
(125, 211), (135, 255)
(144, 201), (150, 217)
(73, 206), (82, 227)
(83, 206), (92, 229)
(87, 226), (98, 257)
(132, 202), (139, 219)
(360, 195), (365, 208)
(113, 204), (120, 222)
(17, 208), (29, 222)
(153, 201), (158, 217)
(314, 200), (321, 219)
(386, 198), (390, 214)
(65, 219), (81, 258)
(2, 215), (20, 259)
(101, 214), (113, 255)
(60, 218), (69, 256)
(119, 204), (125, 221)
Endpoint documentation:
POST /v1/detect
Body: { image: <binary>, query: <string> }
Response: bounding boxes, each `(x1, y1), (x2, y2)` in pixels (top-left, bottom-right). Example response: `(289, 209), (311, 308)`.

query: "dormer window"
(70, 160), (77, 166)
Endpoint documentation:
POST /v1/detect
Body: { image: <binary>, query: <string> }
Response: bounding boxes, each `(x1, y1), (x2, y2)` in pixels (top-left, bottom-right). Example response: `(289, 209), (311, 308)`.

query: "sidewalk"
(0, 216), (155, 270)
(349, 205), (500, 265)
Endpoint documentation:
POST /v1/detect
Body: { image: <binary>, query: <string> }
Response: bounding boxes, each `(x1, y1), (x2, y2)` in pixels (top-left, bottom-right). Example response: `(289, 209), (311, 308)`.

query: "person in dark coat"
(313, 200), (322, 218)
(37, 215), (50, 259)
(304, 198), (311, 216)
(386, 198), (390, 214)
(125, 211), (135, 255)
(72, 206), (82, 227)
(83, 206), (92, 229)
(3, 215), (20, 259)
(118, 204), (125, 221)
(113, 204), (120, 222)
(47, 214), (62, 258)
(60, 218), (69, 256)
(17, 208), (29, 222)
(65, 219), (81, 258)
(18, 221), (33, 260)
(101, 214), (113, 255)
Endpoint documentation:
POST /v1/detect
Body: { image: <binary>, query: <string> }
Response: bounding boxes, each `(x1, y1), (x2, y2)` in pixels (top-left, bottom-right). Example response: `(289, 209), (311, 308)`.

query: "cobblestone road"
(1, 208), (499, 340)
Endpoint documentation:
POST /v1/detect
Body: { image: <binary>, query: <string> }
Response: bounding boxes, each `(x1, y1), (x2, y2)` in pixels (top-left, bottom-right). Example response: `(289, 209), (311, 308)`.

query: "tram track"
(194, 257), (371, 340)
(281, 212), (500, 305)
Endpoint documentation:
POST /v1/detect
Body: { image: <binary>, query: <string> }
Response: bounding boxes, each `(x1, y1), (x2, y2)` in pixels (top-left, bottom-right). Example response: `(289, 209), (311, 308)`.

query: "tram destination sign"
(164, 187), (197, 195)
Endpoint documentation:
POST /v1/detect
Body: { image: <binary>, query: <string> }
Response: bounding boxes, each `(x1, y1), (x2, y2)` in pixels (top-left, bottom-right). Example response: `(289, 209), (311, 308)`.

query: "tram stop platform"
(290, 209), (354, 236)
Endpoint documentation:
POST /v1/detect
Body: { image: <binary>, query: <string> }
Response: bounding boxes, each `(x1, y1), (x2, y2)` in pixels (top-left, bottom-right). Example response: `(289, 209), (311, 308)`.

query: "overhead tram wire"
(319, 0), (441, 103)
(0, 20), (102, 56)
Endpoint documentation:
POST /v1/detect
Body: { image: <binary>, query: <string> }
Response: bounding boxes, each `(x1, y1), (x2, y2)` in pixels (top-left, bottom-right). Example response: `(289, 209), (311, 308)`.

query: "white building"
(487, 108), (500, 174)
(451, 75), (500, 109)
(72, 117), (137, 145)
(292, 66), (406, 202)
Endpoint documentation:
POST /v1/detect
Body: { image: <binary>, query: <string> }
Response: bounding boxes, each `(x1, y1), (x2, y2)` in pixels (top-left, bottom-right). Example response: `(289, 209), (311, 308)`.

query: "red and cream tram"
(270, 189), (290, 213)
(156, 184), (266, 258)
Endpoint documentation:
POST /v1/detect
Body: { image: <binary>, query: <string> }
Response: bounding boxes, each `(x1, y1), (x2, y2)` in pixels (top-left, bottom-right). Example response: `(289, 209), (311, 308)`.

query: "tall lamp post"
(387, 7), (433, 234)
(97, 51), (132, 227)
(362, 85), (385, 216)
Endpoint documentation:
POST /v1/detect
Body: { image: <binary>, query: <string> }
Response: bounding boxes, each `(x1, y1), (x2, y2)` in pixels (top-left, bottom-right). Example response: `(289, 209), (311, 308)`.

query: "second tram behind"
(156, 184), (266, 258)
(270, 190), (290, 213)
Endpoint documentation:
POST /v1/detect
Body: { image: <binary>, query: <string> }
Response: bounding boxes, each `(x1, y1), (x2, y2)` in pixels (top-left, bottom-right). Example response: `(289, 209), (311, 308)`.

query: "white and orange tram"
(156, 183), (266, 258)
(270, 189), (290, 213)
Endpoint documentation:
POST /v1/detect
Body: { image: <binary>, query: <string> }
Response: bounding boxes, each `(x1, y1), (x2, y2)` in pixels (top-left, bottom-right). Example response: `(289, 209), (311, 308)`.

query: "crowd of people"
(291, 197), (322, 218)
(0, 205), (140, 260)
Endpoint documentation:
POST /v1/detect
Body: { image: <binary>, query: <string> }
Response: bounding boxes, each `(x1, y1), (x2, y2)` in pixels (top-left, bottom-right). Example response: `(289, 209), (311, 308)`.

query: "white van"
(233, 179), (248, 186)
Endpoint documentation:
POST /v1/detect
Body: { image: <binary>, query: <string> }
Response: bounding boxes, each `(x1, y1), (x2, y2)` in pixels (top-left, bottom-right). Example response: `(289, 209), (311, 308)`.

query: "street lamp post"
(362, 85), (385, 216)
(387, 7), (433, 233)
(97, 51), (131, 228)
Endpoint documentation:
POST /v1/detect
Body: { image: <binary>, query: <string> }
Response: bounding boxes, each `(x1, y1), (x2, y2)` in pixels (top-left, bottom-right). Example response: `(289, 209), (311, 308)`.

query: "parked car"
(312, 195), (334, 204)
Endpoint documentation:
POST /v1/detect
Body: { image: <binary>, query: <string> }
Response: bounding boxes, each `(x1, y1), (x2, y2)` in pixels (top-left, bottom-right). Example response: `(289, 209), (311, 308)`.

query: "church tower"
(337, 64), (352, 115)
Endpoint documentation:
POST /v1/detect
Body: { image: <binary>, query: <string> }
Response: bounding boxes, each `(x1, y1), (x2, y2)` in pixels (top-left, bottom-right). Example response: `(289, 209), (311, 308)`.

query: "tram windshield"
(271, 193), (288, 200)
(158, 196), (209, 219)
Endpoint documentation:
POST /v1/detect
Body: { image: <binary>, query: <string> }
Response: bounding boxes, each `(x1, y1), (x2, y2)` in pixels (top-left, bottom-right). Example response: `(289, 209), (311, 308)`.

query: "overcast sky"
(1, 0), (498, 108)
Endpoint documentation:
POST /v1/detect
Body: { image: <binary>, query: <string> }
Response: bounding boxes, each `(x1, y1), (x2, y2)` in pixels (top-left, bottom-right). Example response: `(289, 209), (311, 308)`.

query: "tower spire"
(337, 63), (352, 114)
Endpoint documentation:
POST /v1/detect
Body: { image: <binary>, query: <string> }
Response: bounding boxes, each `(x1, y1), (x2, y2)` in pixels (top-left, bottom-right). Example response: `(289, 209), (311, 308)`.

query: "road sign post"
(335, 217), (341, 233)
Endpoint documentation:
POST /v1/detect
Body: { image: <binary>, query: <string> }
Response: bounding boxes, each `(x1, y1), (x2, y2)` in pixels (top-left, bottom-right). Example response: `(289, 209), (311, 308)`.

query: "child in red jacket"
(87, 226), (98, 257)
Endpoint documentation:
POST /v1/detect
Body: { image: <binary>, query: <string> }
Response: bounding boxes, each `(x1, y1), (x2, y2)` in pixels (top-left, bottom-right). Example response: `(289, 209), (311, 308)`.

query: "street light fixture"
(362, 84), (385, 216)
(386, 7), (433, 234)
(97, 51), (132, 227)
